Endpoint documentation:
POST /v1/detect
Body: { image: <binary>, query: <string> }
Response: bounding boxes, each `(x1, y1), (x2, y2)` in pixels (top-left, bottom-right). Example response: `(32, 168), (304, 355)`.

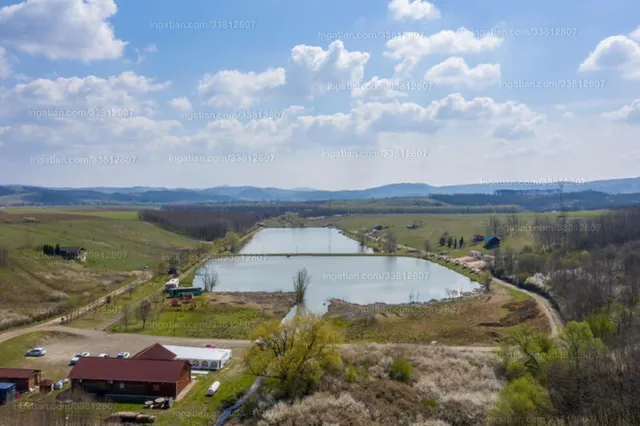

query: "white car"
(70, 352), (90, 365)
(25, 347), (46, 357)
(116, 352), (130, 358)
(97, 353), (109, 358)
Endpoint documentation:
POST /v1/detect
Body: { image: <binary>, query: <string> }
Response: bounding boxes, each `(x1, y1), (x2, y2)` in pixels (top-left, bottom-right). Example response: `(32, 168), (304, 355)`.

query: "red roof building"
(68, 357), (191, 400)
(0, 368), (41, 393)
(131, 343), (177, 361)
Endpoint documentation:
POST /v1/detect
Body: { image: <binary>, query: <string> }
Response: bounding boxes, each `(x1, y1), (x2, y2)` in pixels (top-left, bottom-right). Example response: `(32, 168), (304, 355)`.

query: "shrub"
(390, 357), (413, 383)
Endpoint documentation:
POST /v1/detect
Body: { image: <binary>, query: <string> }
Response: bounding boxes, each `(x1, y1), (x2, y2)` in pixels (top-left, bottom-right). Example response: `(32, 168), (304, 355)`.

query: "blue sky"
(0, 0), (638, 189)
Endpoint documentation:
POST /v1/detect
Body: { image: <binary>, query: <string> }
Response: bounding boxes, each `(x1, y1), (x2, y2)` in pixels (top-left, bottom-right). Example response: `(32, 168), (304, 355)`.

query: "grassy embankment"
(309, 212), (602, 257)
(0, 208), (202, 329)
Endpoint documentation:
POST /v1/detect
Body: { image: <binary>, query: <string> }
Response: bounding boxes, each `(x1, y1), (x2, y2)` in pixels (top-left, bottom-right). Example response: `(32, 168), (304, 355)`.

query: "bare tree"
(138, 300), (152, 329)
(202, 269), (219, 292)
(423, 239), (431, 254)
(384, 232), (398, 253)
(121, 304), (130, 332)
(293, 268), (311, 305)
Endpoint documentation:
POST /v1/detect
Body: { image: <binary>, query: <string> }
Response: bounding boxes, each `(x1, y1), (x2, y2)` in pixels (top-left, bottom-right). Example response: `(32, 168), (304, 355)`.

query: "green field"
(0, 209), (203, 329)
(309, 211), (603, 257)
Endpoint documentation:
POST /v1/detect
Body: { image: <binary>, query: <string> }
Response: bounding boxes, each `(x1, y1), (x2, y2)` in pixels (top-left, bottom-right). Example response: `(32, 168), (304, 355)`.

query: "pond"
(194, 255), (481, 315)
(239, 227), (373, 254)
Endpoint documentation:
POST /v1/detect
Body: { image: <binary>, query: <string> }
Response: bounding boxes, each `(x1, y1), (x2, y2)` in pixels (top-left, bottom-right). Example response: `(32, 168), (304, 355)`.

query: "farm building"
(59, 247), (86, 262)
(483, 236), (501, 250)
(68, 357), (191, 400)
(133, 343), (232, 371)
(0, 368), (41, 393)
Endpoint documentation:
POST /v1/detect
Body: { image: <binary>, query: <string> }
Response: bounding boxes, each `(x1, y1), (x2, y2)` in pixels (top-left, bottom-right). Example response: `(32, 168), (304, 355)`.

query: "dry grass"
(252, 344), (504, 426)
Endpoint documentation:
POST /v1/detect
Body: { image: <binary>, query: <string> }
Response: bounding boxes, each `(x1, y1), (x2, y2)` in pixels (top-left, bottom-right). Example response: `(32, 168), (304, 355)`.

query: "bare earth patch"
(208, 291), (296, 318)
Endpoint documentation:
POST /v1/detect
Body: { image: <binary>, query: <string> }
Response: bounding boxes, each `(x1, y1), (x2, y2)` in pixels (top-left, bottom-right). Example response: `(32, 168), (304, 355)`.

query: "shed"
(39, 379), (54, 394)
(0, 368), (41, 393)
(483, 236), (501, 250)
(0, 382), (16, 404)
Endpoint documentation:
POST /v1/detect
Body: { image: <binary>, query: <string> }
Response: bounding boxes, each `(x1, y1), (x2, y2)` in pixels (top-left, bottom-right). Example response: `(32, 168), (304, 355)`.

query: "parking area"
(18, 326), (251, 381)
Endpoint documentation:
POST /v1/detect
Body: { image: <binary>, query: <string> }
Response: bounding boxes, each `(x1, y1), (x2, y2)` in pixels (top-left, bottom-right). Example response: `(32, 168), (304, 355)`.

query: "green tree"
(390, 357), (413, 383)
(244, 316), (343, 399)
(498, 324), (555, 380)
(553, 321), (606, 369)
(224, 231), (240, 253)
(439, 236), (446, 247)
(488, 374), (555, 425)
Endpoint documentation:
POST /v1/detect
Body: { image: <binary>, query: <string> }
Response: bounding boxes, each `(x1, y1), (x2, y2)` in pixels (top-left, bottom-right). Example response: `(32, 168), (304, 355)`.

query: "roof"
(40, 380), (54, 386)
(484, 236), (499, 242)
(0, 383), (16, 390)
(161, 345), (231, 361)
(68, 357), (188, 383)
(0, 368), (41, 379)
(132, 343), (177, 361)
(59, 246), (84, 253)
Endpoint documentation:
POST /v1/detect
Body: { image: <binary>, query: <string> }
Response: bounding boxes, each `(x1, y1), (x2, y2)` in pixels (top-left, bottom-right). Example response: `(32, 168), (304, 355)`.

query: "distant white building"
(133, 343), (232, 371)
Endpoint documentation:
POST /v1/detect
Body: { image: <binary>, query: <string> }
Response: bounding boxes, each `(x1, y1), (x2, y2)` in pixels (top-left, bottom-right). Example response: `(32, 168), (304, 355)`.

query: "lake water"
(194, 228), (481, 314)
(240, 227), (373, 254)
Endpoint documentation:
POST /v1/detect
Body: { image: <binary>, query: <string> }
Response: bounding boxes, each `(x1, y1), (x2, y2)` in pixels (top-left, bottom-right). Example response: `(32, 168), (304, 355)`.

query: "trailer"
(167, 287), (202, 298)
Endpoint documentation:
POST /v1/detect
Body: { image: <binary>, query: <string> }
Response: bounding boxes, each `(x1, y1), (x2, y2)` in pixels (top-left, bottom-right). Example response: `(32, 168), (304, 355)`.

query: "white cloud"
(602, 99), (640, 124)
(385, 28), (503, 77)
(388, 0), (440, 21)
(198, 68), (286, 109)
(629, 26), (640, 41)
(287, 40), (370, 97)
(168, 97), (193, 112)
(0, 47), (11, 79)
(197, 41), (370, 108)
(0, 0), (127, 61)
(424, 57), (501, 88)
(0, 126), (10, 146)
(579, 35), (640, 79)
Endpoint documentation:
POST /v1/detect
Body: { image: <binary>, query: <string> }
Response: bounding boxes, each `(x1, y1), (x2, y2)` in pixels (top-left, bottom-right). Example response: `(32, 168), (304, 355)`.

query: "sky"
(0, 0), (638, 190)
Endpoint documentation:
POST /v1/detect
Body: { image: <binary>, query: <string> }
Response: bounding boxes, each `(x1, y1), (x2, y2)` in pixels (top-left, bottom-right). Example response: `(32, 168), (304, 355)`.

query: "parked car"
(205, 344), (215, 348)
(53, 380), (65, 390)
(97, 353), (109, 358)
(206, 381), (220, 397)
(70, 352), (90, 365)
(25, 348), (46, 357)
(116, 352), (130, 358)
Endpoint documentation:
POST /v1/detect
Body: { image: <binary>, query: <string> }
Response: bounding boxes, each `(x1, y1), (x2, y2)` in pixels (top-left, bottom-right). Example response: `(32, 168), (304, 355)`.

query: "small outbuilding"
(0, 368), (41, 393)
(39, 379), (54, 394)
(0, 382), (16, 404)
(483, 236), (501, 250)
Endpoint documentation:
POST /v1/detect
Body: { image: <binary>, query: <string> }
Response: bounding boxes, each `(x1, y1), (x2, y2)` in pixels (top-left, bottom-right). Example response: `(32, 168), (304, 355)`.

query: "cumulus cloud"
(579, 30), (640, 79)
(135, 44), (158, 64)
(424, 57), (501, 88)
(198, 68), (286, 109)
(385, 28), (503, 77)
(197, 41), (370, 108)
(168, 97), (193, 112)
(0, 47), (11, 79)
(388, 0), (440, 21)
(0, 0), (127, 61)
(602, 99), (640, 124)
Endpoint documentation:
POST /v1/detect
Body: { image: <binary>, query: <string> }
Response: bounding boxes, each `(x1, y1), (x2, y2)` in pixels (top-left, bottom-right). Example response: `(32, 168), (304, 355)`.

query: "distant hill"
(0, 177), (639, 206)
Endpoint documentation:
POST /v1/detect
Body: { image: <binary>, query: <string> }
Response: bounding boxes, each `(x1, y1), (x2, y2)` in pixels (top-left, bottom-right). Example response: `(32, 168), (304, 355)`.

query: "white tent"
(161, 345), (232, 371)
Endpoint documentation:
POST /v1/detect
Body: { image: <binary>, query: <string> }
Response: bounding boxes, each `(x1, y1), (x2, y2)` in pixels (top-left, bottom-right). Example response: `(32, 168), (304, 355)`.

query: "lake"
(194, 257), (481, 315)
(239, 227), (373, 254)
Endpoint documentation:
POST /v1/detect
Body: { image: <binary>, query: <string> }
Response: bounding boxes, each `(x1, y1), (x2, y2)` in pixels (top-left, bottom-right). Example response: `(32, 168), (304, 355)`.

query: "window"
(202, 361), (209, 367)
(192, 360), (200, 366)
